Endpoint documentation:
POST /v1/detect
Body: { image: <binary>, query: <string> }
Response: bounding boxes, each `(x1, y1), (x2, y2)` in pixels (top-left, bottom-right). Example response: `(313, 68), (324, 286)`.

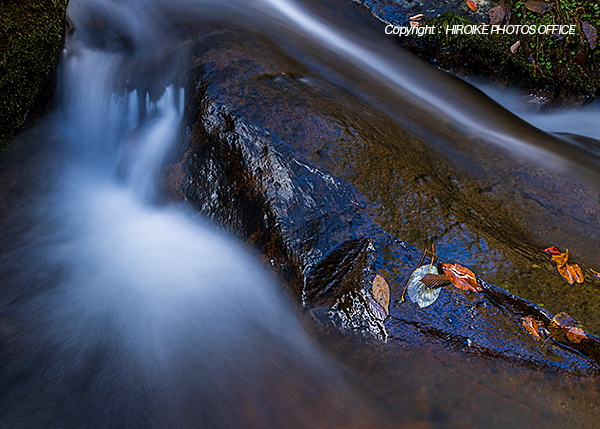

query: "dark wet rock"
(0, 1), (69, 150)
(165, 27), (600, 375)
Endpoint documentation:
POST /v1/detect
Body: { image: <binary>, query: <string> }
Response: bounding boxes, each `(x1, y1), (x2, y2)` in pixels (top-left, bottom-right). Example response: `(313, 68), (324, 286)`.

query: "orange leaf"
(557, 262), (583, 284)
(590, 268), (600, 281)
(466, 0), (478, 12)
(550, 248), (569, 266)
(442, 263), (481, 292)
(548, 312), (577, 339)
(566, 327), (588, 343)
(521, 316), (541, 341)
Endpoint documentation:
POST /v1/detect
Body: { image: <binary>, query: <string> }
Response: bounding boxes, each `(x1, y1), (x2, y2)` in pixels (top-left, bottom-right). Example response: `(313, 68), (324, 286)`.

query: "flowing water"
(3, 0), (600, 427)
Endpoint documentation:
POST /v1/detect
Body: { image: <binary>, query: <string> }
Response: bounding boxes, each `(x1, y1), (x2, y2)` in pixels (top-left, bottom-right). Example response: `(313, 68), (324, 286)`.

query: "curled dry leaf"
(550, 248), (569, 266)
(410, 20), (422, 28)
(488, 5), (506, 26)
(521, 316), (542, 342)
(582, 21), (598, 50)
(590, 268), (600, 281)
(566, 327), (588, 343)
(409, 13), (425, 21)
(466, 0), (477, 12)
(407, 265), (442, 308)
(442, 263), (482, 292)
(372, 274), (390, 315)
(510, 40), (521, 54)
(523, 0), (553, 14)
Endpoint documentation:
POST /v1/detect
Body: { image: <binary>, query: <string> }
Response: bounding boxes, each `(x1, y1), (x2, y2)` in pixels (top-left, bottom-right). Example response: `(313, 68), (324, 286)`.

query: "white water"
(0, 1), (357, 426)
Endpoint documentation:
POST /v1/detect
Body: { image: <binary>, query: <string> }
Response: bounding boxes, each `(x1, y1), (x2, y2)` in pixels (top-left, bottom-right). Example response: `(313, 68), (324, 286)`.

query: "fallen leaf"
(548, 311), (577, 339)
(409, 13), (425, 21)
(550, 248), (569, 266)
(488, 5), (506, 26)
(566, 326), (588, 343)
(372, 274), (390, 314)
(510, 40), (521, 54)
(521, 316), (542, 341)
(546, 249), (584, 284)
(410, 20), (422, 28)
(407, 265), (442, 308)
(466, 0), (477, 12)
(442, 263), (482, 292)
(543, 246), (562, 256)
(582, 21), (598, 50)
(523, 0), (553, 14)
(557, 262), (583, 284)
(421, 273), (451, 288)
(366, 294), (387, 321)
(590, 268), (600, 281)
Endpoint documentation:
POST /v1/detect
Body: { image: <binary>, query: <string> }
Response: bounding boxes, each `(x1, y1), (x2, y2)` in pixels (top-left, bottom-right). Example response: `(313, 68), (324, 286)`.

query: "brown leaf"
(409, 13), (425, 21)
(372, 274), (390, 314)
(523, 0), (553, 14)
(488, 5), (506, 26)
(466, 0), (477, 12)
(582, 22), (598, 50)
(548, 312), (577, 339)
(421, 273), (451, 288)
(566, 326), (588, 343)
(442, 263), (481, 292)
(521, 316), (541, 341)
(510, 40), (521, 54)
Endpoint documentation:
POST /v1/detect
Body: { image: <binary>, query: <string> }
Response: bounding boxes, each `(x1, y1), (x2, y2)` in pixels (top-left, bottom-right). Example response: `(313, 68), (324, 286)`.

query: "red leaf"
(543, 246), (562, 256)
(442, 263), (481, 292)
(466, 0), (477, 12)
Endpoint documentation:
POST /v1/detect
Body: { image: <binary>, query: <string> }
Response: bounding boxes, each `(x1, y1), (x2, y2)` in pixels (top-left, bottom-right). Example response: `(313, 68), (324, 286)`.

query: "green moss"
(410, 1), (600, 104)
(0, 0), (69, 150)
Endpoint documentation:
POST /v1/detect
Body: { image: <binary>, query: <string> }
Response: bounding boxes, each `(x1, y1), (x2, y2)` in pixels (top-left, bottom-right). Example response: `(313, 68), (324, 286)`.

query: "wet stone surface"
(163, 26), (600, 379)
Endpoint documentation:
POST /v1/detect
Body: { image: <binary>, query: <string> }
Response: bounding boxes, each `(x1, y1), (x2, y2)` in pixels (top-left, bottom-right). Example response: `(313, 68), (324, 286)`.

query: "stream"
(2, 0), (600, 427)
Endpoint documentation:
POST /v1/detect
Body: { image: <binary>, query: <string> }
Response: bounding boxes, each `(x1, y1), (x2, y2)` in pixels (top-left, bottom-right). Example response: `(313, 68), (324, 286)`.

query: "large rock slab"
(166, 27), (600, 375)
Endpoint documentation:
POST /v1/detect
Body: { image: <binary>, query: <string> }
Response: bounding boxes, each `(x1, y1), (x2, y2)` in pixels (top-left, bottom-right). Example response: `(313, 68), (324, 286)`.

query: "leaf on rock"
(523, 0), (553, 14)
(521, 316), (542, 341)
(510, 40), (521, 54)
(466, 0), (477, 12)
(566, 326), (588, 343)
(442, 263), (482, 292)
(488, 5), (506, 26)
(421, 273), (451, 288)
(550, 248), (569, 266)
(582, 22), (598, 50)
(590, 268), (600, 281)
(557, 262), (583, 284)
(409, 13), (425, 21)
(545, 248), (584, 284)
(548, 311), (577, 339)
(407, 265), (442, 308)
(543, 246), (562, 256)
(372, 274), (390, 315)
(366, 294), (388, 321)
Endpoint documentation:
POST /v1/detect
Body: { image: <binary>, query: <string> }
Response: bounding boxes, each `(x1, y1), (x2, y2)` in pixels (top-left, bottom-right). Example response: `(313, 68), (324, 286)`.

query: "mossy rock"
(0, 0), (69, 151)
(357, 0), (600, 108)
